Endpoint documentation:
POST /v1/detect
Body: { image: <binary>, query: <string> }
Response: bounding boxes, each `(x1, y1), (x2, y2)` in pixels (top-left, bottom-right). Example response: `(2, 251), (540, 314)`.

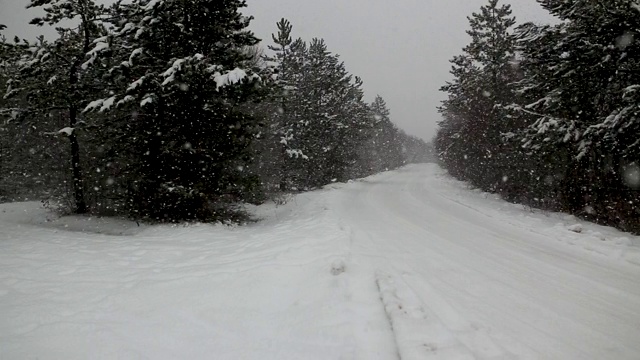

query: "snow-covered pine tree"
(0, 0), (108, 213)
(263, 19), (307, 190)
(258, 35), (309, 190)
(296, 38), (371, 187)
(436, 54), (484, 179)
(267, 18), (294, 101)
(332, 74), (373, 180)
(437, 0), (518, 191)
(264, 33), (371, 189)
(0, 33), (52, 203)
(512, 0), (640, 228)
(0, 27), (25, 201)
(517, 0), (640, 161)
(368, 95), (403, 172)
(264, 22), (391, 189)
(84, 0), (262, 221)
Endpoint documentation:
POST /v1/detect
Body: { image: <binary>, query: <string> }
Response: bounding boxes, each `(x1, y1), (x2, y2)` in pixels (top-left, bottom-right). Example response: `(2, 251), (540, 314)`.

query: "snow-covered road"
(335, 165), (640, 359)
(1, 164), (639, 359)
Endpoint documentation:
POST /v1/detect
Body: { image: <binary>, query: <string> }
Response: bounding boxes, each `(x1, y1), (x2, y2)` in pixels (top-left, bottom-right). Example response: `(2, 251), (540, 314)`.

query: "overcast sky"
(1, 0), (555, 141)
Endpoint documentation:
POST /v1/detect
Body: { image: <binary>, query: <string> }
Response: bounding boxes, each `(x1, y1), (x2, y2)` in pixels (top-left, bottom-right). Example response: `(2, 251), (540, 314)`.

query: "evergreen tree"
(401, 133), (434, 164)
(437, 54), (485, 179)
(298, 38), (369, 186)
(0, 0), (108, 213)
(267, 18), (294, 100)
(264, 26), (377, 189)
(264, 19), (307, 190)
(369, 95), (403, 171)
(85, 0), (263, 221)
(512, 0), (640, 227)
(437, 0), (518, 191)
(0, 27), (26, 201)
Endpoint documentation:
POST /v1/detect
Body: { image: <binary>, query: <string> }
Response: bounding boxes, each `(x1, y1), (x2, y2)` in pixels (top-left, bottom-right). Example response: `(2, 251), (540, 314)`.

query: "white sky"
(0, 0), (555, 140)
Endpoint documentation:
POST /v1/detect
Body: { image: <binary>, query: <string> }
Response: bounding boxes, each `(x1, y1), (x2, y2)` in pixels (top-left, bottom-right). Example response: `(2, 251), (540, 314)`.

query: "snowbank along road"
(1, 164), (639, 359)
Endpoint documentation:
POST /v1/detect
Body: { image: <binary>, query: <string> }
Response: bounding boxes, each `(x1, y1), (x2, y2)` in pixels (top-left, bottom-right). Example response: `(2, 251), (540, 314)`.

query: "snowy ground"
(1, 164), (639, 359)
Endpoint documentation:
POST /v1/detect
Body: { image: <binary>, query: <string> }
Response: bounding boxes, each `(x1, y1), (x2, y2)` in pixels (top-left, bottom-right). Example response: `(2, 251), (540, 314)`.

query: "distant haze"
(0, 0), (555, 141)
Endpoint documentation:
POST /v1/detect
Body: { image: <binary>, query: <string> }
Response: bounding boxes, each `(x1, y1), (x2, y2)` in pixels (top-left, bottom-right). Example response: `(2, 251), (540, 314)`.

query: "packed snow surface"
(1, 164), (639, 359)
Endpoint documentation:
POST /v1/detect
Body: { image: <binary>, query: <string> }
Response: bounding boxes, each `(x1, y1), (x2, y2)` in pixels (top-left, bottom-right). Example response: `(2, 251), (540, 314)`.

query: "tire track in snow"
(327, 205), (401, 360)
(375, 270), (475, 360)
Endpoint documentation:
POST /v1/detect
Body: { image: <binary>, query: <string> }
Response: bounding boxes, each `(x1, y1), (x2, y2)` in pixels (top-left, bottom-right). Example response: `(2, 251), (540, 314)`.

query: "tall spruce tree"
(84, 0), (262, 221)
(264, 19), (307, 190)
(512, 0), (640, 227)
(299, 38), (370, 187)
(369, 95), (403, 172)
(437, 0), (518, 191)
(264, 28), (376, 189)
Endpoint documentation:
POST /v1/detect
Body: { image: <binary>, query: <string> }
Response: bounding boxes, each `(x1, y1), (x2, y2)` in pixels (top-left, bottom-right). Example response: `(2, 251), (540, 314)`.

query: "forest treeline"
(0, 0), (432, 222)
(436, 0), (640, 233)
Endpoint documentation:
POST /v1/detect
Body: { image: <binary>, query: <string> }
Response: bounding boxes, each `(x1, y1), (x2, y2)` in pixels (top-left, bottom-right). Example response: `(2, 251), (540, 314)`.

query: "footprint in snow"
(424, 343), (438, 352)
(331, 259), (346, 276)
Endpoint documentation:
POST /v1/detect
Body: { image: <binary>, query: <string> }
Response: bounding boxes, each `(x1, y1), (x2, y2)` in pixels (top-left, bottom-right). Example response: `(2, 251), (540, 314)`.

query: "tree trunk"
(68, 105), (87, 214)
(67, 11), (92, 215)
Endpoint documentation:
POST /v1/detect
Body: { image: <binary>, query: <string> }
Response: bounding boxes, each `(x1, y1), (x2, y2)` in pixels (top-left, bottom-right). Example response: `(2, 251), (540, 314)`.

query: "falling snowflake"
(623, 163), (640, 189)
(616, 32), (634, 50)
